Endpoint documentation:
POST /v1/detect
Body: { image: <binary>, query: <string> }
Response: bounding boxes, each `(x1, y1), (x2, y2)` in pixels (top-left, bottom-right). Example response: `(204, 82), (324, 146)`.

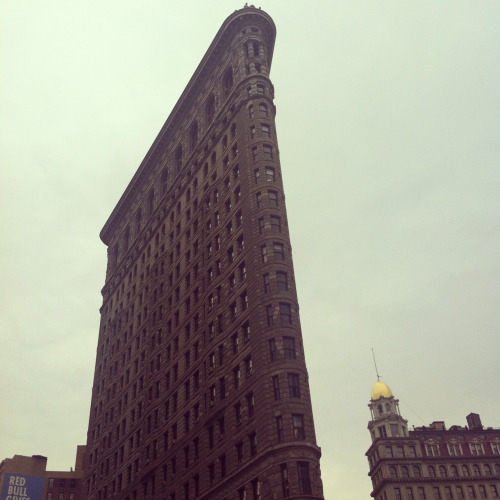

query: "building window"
(292, 414), (305, 439)
(254, 168), (260, 184)
(283, 336), (296, 359)
(478, 486), (487, 499)
(265, 166), (275, 181)
(269, 338), (277, 361)
(276, 416), (284, 442)
(288, 373), (300, 397)
(259, 103), (268, 117)
(467, 486), (476, 499)
(447, 441), (462, 456)
(418, 487), (427, 500)
(272, 375), (280, 400)
(389, 466), (398, 479)
(263, 144), (273, 159)
(279, 303), (292, 323)
(273, 243), (284, 261)
(261, 123), (271, 137)
(261, 245), (268, 264)
(270, 215), (281, 232)
(223, 66), (233, 96)
(439, 465), (447, 477)
(266, 304), (273, 326)
(407, 488), (414, 500)
(256, 191), (262, 208)
(490, 485), (499, 498)
(425, 443), (440, 457)
(408, 445), (417, 457)
(248, 105), (254, 119)
(469, 442), (485, 455)
(433, 487), (442, 500)
(401, 466), (409, 478)
(206, 94), (215, 123)
(263, 273), (271, 293)
(233, 365), (241, 388)
(249, 432), (257, 456)
(280, 464), (290, 497)
(491, 442), (500, 454)
(428, 466), (436, 478)
(268, 190), (278, 207)
(385, 446), (393, 457)
(462, 465), (469, 476)
(234, 402), (242, 425)
(246, 392), (255, 417)
(297, 462), (312, 495)
(245, 355), (253, 376)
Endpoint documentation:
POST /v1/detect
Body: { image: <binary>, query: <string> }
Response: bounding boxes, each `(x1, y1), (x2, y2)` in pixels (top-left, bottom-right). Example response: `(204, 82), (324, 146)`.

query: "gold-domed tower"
(367, 378), (408, 442)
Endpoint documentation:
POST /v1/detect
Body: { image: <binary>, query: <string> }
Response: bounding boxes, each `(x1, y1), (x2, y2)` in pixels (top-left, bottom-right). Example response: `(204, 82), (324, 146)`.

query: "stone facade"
(84, 7), (323, 500)
(367, 383), (500, 500)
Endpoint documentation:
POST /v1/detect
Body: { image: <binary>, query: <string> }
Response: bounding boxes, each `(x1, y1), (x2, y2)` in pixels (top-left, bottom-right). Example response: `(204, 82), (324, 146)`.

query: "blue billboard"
(0, 473), (45, 500)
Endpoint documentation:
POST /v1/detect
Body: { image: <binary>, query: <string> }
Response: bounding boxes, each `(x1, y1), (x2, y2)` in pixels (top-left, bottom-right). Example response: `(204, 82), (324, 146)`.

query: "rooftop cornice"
(100, 6), (276, 245)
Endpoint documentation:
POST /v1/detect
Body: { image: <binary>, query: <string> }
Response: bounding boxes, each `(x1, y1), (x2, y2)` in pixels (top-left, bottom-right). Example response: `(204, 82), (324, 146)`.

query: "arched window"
(461, 465), (469, 476)
(472, 464), (481, 476)
(206, 94), (215, 123)
(496, 464), (500, 475)
(483, 464), (491, 475)
(389, 466), (398, 479)
(189, 121), (198, 152)
(385, 403), (391, 412)
(401, 466), (409, 478)
(439, 465), (447, 477)
(428, 466), (435, 478)
(253, 42), (260, 57)
(450, 465), (458, 477)
(378, 404), (383, 415)
(259, 103), (268, 117)
(248, 105), (254, 119)
(223, 67), (233, 97)
(412, 466), (421, 478)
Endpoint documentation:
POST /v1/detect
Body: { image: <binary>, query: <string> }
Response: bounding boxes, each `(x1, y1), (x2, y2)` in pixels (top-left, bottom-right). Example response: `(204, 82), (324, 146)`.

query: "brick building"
(0, 445), (85, 500)
(84, 6), (323, 500)
(366, 380), (500, 500)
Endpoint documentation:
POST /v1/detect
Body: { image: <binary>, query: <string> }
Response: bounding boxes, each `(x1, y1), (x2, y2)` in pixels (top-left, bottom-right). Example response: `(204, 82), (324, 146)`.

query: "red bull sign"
(0, 473), (44, 500)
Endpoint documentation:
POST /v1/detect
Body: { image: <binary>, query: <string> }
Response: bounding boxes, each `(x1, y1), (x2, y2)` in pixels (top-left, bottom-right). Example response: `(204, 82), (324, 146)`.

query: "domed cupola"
(367, 378), (408, 443)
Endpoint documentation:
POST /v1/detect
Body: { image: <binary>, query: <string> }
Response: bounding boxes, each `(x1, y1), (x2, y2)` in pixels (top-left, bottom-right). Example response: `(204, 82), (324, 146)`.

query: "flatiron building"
(84, 6), (323, 500)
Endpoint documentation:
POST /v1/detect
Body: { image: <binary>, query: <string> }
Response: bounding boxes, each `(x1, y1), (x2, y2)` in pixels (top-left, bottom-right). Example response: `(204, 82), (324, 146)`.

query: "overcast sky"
(1, 1), (499, 498)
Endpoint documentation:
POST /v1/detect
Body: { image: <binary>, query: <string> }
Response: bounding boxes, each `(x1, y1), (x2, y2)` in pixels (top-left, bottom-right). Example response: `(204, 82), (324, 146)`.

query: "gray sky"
(1, 1), (499, 498)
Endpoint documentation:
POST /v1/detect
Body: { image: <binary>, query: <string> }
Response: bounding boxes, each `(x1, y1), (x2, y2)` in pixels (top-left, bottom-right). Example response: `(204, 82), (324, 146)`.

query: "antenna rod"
(372, 348), (380, 381)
